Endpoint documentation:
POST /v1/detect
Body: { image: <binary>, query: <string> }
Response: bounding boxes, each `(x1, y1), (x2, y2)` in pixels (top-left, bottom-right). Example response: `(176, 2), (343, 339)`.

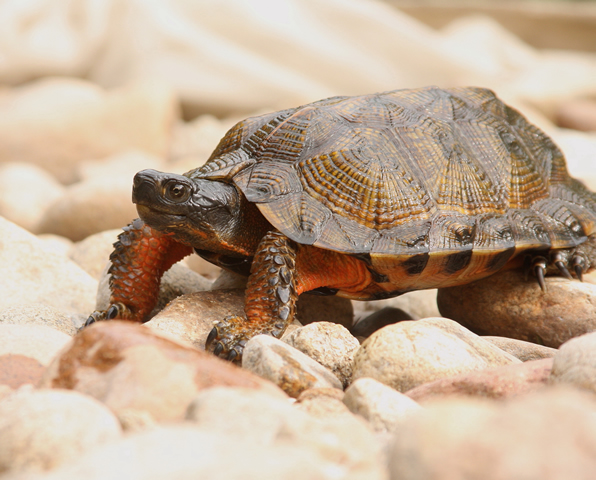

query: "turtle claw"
(205, 316), (250, 364)
(572, 255), (586, 282)
(554, 260), (573, 280)
(80, 302), (133, 332)
(531, 256), (548, 292)
(535, 264), (547, 292)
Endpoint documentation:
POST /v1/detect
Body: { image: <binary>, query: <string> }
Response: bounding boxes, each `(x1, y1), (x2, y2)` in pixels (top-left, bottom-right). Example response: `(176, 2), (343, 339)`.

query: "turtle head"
(132, 169), (245, 250)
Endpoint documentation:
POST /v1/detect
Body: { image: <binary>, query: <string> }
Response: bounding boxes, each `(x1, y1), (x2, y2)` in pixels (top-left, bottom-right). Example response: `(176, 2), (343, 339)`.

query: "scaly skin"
(85, 218), (193, 325)
(206, 231), (374, 362)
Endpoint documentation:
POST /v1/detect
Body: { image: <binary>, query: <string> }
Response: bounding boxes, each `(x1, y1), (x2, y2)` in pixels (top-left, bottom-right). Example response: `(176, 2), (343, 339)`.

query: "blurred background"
(0, 0), (595, 242)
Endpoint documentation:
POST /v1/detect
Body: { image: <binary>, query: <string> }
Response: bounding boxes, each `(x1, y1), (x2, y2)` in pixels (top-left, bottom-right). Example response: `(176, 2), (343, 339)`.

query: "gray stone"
(0, 388), (121, 474)
(352, 317), (520, 392)
(243, 335), (343, 397)
(283, 322), (360, 388)
(343, 377), (422, 433)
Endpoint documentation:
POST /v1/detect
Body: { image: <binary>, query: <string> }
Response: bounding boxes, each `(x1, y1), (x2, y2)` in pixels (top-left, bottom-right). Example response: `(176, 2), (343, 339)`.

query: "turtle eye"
(164, 182), (191, 203)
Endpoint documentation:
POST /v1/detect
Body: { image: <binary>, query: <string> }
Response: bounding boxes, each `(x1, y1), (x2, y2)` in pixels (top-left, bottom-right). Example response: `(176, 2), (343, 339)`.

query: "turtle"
(86, 86), (596, 363)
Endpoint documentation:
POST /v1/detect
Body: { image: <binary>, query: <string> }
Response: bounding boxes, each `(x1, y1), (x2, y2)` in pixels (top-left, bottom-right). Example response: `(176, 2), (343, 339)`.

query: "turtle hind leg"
(525, 234), (596, 291)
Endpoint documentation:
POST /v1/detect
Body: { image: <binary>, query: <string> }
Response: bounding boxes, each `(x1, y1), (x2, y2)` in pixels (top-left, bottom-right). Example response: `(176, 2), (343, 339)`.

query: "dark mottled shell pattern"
(188, 86), (596, 293)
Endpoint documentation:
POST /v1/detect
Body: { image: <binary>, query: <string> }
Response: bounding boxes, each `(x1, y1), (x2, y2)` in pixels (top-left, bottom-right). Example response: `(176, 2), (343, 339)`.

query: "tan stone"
(39, 321), (285, 421)
(405, 358), (553, 403)
(0, 388), (121, 474)
(438, 269), (596, 348)
(0, 162), (63, 232)
(0, 78), (178, 183)
(0, 216), (97, 315)
(352, 317), (520, 392)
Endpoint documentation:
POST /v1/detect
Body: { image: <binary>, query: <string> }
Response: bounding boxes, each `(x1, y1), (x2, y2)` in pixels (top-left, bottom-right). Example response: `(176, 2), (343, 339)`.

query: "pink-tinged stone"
(406, 358), (553, 403)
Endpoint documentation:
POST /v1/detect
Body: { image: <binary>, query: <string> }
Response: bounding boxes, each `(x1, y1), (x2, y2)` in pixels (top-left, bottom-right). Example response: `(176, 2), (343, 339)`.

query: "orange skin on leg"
(108, 220), (193, 322)
(294, 245), (375, 296)
(242, 241), (374, 327)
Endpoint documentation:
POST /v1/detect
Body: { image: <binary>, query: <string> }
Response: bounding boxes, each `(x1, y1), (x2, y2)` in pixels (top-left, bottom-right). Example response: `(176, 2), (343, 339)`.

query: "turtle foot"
(524, 245), (593, 292)
(205, 315), (286, 364)
(81, 303), (134, 331)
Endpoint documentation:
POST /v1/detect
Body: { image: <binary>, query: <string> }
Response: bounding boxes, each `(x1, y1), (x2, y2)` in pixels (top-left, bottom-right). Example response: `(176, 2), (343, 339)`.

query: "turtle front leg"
(206, 231), (298, 363)
(84, 218), (193, 327)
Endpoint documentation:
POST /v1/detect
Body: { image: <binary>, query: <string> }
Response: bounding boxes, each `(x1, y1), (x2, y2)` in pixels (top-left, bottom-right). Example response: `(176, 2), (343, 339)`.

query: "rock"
(343, 377), (422, 433)
(351, 307), (414, 338)
(182, 253), (222, 280)
(36, 234), (73, 257)
(437, 269), (596, 348)
(13, 424), (384, 480)
(68, 229), (120, 280)
(555, 98), (596, 132)
(96, 261), (212, 323)
(243, 335), (343, 398)
(39, 321), (284, 421)
(353, 288), (440, 321)
(145, 288), (245, 350)
(0, 324), (72, 388)
(0, 355), (46, 390)
(169, 114), (237, 167)
(210, 269), (247, 290)
(0, 216), (97, 315)
(297, 294), (354, 329)
(186, 386), (383, 479)
(0, 303), (78, 336)
(0, 162), (64, 232)
(0, 388), (121, 474)
(0, 78), (178, 184)
(550, 331), (596, 394)
(115, 409), (156, 433)
(389, 386), (596, 480)
(482, 336), (557, 362)
(283, 322), (360, 388)
(406, 358), (553, 403)
(34, 176), (139, 241)
(76, 150), (165, 183)
(352, 317), (520, 392)
(186, 386), (307, 444)
(294, 388), (353, 419)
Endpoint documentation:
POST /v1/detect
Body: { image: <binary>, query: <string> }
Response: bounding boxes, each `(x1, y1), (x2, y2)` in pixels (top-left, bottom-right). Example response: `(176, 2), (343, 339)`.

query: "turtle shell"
(189, 86), (596, 267)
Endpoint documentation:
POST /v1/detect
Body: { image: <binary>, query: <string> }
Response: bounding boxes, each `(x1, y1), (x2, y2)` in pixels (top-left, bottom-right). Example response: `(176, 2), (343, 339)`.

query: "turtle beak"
(132, 169), (162, 206)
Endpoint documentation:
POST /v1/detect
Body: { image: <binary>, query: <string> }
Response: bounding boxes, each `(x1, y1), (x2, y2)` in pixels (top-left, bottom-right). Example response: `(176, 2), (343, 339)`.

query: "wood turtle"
(86, 86), (596, 362)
